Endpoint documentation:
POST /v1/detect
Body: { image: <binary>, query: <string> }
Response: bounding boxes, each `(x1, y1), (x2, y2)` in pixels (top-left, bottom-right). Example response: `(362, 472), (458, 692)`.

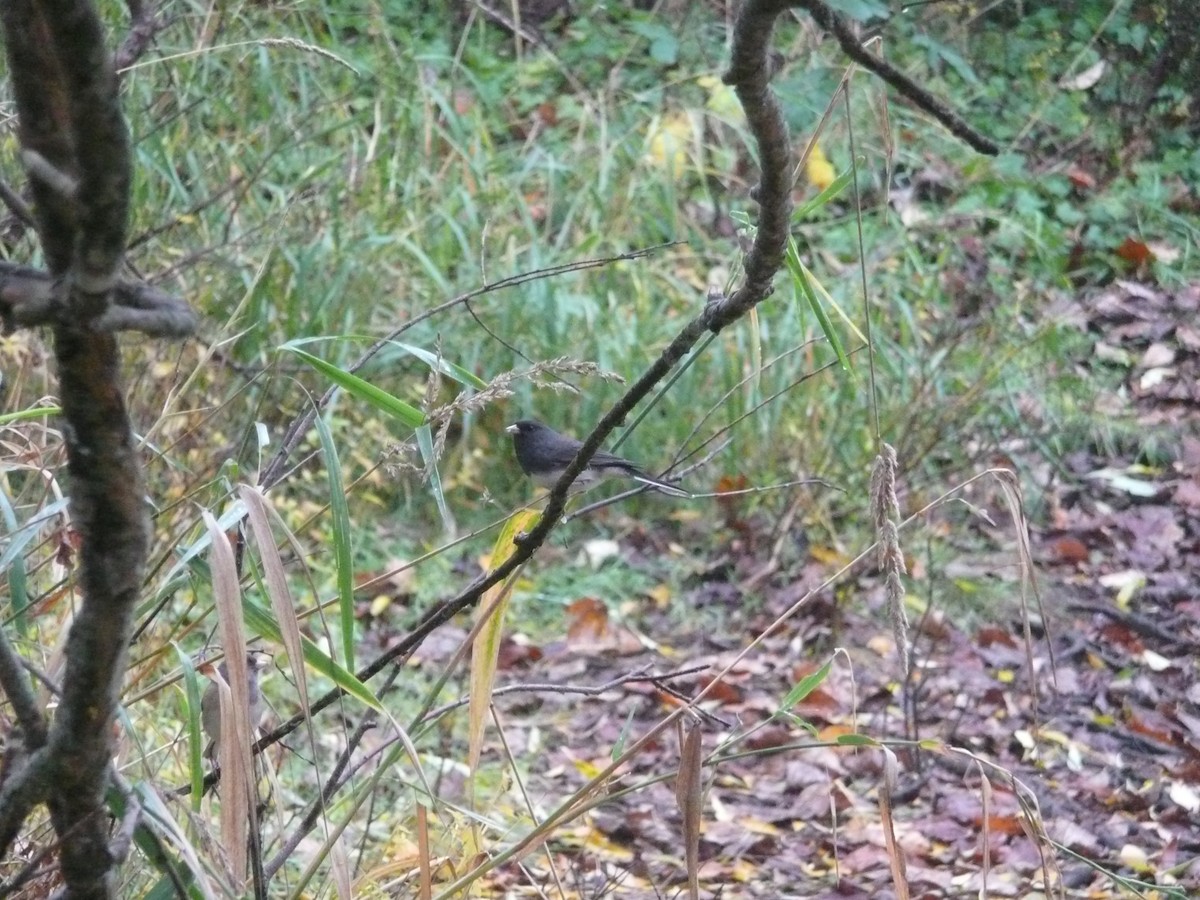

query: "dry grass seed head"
(871, 445), (909, 672)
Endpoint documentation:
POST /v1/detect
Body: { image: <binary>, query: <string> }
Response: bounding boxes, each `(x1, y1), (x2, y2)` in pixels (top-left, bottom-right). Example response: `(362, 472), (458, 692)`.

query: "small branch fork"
(799, 0), (998, 155)
(0, 0), (191, 340)
(0, 260), (196, 337)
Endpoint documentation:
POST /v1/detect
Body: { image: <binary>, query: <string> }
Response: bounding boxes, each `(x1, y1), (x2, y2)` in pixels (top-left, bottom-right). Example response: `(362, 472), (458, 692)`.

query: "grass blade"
(468, 509), (538, 776)
(284, 345), (425, 428)
(416, 424), (454, 537)
(312, 411), (356, 669)
(786, 236), (850, 370)
(172, 644), (205, 812)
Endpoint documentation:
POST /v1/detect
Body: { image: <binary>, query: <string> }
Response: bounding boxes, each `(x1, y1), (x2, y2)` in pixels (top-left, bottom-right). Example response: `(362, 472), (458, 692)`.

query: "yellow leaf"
(730, 858), (758, 882)
(809, 544), (851, 566)
(584, 829), (634, 860)
(572, 757), (604, 780)
(645, 113), (694, 180)
(866, 635), (894, 657)
(806, 143), (836, 191)
(697, 74), (743, 123)
(1118, 843), (1152, 873)
(645, 584), (672, 609)
(741, 817), (781, 836)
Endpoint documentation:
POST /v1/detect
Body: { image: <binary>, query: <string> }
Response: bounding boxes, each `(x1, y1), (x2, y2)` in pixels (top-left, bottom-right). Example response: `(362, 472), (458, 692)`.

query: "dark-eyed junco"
(200, 651), (269, 761)
(507, 419), (689, 497)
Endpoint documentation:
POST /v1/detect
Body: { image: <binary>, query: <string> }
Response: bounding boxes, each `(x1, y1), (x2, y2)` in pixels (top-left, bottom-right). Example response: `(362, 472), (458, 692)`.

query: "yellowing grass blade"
(676, 720), (704, 900)
(467, 509), (539, 777)
(202, 512), (253, 884)
(879, 745), (910, 900)
(238, 484), (312, 727)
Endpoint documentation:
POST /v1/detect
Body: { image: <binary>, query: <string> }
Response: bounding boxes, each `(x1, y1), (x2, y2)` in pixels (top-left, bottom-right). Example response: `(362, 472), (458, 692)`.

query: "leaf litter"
(446, 281), (1200, 898)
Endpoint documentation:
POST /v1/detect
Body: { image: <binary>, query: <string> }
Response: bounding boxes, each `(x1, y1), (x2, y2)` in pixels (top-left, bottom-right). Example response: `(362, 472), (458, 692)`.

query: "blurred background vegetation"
(1, 0), (1196, 892)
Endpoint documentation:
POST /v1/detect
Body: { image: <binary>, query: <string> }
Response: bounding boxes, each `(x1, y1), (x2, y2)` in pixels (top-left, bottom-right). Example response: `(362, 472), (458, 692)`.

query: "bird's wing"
(588, 449), (639, 472)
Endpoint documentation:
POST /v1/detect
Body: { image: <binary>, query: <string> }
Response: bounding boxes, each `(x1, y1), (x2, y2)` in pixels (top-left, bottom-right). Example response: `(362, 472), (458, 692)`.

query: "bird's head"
(506, 420), (545, 437)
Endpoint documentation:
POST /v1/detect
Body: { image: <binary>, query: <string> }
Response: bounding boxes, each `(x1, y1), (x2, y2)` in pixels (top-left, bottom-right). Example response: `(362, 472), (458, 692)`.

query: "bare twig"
(419, 664), (713, 724)
(115, 1), (168, 72)
(0, 749), (51, 859)
(800, 0), (999, 154)
(0, 629), (47, 750)
(0, 179), (36, 229)
(673, 346), (865, 477)
(561, 439), (733, 521)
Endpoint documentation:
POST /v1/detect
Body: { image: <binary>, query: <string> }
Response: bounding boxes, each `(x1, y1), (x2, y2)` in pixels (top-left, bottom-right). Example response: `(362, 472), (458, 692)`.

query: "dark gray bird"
(200, 651), (269, 761)
(506, 419), (689, 497)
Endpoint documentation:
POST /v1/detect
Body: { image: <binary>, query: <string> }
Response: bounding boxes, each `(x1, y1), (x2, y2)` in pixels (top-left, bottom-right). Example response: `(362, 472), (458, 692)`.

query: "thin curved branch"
(0, 749), (51, 859)
(0, 630), (47, 751)
(800, 0), (999, 154)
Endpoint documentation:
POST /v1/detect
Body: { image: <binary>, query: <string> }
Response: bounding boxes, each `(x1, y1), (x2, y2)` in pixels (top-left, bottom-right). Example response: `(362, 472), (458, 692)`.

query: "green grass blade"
(313, 410), (356, 670)
(172, 644), (206, 811)
(792, 168), (853, 220)
(241, 598), (383, 713)
(416, 424), (454, 536)
(0, 405), (61, 425)
(284, 336), (488, 390)
(787, 236), (850, 370)
(284, 345), (425, 428)
(781, 657), (833, 709)
(124, 777), (218, 899)
(383, 341), (487, 390)
(0, 496), (71, 635)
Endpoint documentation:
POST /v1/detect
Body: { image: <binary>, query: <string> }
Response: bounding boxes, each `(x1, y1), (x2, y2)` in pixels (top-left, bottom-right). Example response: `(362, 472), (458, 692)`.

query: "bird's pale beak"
(505, 424), (519, 435)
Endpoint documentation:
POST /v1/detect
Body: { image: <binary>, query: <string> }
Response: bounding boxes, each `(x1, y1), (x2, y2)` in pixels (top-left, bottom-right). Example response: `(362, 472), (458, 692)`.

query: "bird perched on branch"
(507, 419), (689, 497)
(200, 651), (269, 761)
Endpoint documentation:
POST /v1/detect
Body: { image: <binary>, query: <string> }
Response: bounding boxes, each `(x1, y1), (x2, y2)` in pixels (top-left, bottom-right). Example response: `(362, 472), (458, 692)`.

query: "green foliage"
(1, 0), (1197, 892)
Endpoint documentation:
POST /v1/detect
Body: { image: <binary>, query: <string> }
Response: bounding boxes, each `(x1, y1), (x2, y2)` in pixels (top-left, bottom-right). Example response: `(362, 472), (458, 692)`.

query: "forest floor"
(401, 279), (1199, 899)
